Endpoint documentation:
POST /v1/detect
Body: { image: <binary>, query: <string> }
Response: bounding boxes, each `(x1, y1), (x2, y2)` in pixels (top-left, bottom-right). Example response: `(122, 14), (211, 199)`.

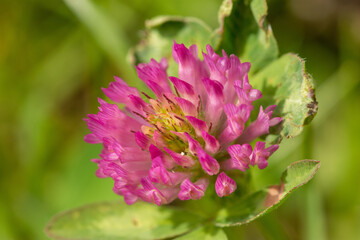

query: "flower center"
(140, 94), (200, 154)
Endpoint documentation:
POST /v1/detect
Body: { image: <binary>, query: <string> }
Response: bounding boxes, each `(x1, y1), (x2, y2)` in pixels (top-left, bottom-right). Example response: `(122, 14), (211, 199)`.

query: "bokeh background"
(1, 0), (359, 239)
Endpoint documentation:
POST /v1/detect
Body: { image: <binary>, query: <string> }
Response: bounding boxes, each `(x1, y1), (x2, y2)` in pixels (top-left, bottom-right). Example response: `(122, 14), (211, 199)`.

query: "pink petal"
(139, 177), (167, 205)
(215, 172), (237, 197)
(139, 177), (178, 205)
(226, 144), (252, 171)
(237, 105), (281, 144)
(149, 144), (174, 169)
(128, 94), (154, 115)
(153, 130), (167, 149)
(120, 188), (139, 205)
(149, 156), (188, 186)
(250, 142), (279, 169)
(224, 103), (250, 135)
(149, 157), (172, 185)
(172, 42), (207, 95)
(178, 178), (209, 200)
(86, 99), (142, 147)
(202, 53), (226, 83)
(175, 97), (198, 117)
(186, 116), (208, 136)
(136, 59), (172, 93)
(84, 133), (101, 144)
(164, 147), (195, 167)
(201, 130), (220, 155)
(248, 89), (262, 101)
(144, 80), (166, 99)
(202, 78), (225, 127)
(169, 76), (197, 102)
(184, 132), (201, 155)
(101, 76), (140, 110)
(135, 131), (151, 150)
(197, 147), (220, 175)
(219, 104), (251, 145)
(149, 144), (163, 160)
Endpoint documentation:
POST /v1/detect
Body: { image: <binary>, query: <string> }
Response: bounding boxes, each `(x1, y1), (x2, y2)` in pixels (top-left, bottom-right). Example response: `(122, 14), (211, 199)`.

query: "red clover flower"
(84, 42), (282, 206)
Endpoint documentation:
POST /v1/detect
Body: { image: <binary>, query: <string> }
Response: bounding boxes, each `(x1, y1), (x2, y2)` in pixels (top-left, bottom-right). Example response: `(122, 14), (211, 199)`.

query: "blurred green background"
(0, 0), (359, 239)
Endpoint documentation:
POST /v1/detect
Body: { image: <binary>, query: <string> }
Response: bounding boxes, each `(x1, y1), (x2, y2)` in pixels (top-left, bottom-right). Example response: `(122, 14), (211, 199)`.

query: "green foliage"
(4, 0), (360, 239)
(46, 201), (202, 240)
(215, 160), (320, 226)
(215, 0), (317, 143)
(45, 160), (319, 239)
(131, 16), (213, 77)
(214, 0), (278, 73)
(132, 16), (213, 62)
(132, 0), (317, 144)
(45, 0), (320, 238)
(252, 53), (318, 143)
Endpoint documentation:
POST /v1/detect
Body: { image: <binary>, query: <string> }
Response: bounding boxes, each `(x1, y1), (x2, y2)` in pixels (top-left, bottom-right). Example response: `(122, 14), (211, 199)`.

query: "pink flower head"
(85, 42), (282, 205)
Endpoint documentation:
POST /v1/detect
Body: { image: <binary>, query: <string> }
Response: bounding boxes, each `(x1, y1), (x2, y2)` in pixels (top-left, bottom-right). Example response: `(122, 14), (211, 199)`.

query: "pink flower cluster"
(84, 43), (282, 205)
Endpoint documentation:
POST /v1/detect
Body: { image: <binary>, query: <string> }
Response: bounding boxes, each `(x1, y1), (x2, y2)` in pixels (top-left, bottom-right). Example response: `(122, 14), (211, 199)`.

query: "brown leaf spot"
(264, 182), (285, 207)
(307, 101), (318, 116)
(132, 218), (139, 227)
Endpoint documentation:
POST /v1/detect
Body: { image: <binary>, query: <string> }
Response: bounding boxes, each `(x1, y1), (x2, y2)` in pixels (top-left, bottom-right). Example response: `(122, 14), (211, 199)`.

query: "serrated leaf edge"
(214, 159), (320, 227)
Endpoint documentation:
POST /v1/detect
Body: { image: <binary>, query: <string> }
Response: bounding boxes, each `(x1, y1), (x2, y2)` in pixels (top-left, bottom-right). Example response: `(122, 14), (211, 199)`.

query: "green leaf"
(251, 53), (318, 143)
(45, 201), (203, 240)
(130, 16), (213, 76)
(214, 160), (320, 227)
(214, 0), (278, 73)
(175, 225), (227, 240)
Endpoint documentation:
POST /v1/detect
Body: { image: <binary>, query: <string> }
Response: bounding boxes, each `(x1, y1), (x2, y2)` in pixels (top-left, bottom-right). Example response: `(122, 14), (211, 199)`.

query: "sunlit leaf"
(215, 160), (320, 227)
(45, 201), (203, 240)
(251, 53), (318, 143)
